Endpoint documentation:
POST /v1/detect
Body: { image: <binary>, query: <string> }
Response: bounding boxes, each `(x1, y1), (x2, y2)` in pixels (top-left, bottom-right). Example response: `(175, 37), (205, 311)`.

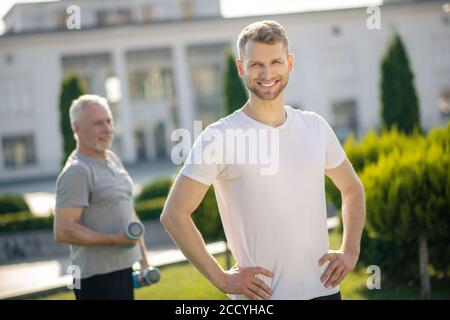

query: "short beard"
(94, 139), (112, 152)
(245, 76), (288, 101)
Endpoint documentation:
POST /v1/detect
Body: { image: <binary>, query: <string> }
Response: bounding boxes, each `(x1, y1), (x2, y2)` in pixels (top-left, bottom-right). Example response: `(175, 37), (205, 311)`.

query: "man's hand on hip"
(218, 264), (273, 300)
(319, 249), (359, 288)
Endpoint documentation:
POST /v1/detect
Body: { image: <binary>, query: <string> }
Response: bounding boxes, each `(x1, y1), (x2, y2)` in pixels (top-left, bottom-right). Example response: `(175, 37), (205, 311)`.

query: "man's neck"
(76, 146), (108, 159)
(243, 94), (286, 127)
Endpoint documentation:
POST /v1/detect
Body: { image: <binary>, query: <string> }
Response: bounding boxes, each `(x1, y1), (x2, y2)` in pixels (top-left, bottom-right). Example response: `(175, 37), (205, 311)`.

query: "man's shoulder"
(58, 156), (91, 182)
(288, 106), (321, 122)
(106, 149), (124, 168)
(203, 111), (242, 133)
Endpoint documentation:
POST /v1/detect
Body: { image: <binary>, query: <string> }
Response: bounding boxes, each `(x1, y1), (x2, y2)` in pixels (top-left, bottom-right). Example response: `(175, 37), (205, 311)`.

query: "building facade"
(0, 0), (449, 183)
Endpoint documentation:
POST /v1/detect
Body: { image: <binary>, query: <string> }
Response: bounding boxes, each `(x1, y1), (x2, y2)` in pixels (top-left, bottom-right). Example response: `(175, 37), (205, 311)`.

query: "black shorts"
(311, 291), (342, 300)
(74, 267), (134, 300)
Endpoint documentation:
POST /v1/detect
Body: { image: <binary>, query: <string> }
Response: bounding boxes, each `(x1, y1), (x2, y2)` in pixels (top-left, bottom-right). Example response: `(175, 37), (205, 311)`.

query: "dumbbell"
(125, 221), (145, 241)
(133, 266), (161, 288)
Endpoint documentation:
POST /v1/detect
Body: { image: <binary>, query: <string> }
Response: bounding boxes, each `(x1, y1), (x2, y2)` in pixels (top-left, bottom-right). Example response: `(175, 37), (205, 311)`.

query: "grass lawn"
(39, 230), (450, 300)
(40, 254), (230, 300)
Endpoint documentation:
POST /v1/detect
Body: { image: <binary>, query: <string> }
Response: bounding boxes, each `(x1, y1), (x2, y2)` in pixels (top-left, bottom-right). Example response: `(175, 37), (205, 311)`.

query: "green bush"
(360, 231), (419, 282)
(0, 211), (53, 233)
(192, 187), (224, 242)
(326, 127), (425, 210)
(326, 122), (450, 291)
(136, 177), (173, 202)
(134, 197), (166, 221)
(361, 134), (449, 295)
(0, 194), (31, 215)
(0, 197), (165, 233)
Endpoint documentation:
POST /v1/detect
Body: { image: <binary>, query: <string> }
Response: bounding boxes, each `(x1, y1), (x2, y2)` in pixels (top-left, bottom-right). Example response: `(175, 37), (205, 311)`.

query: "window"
(140, 6), (153, 22)
(128, 68), (174, 102)
(2, 135), (37, 168)
(96, 11), (109, 26)
(134, 128), (147, 161)
(192, 63), (222, 123)
(62, 53), (112, 98)
(0, 78), (33, 116)
(193, 64), (219, 98)
(187, 43), (229, 124)
(437, 88), (450, 116)
(331, 99), (358, 142)
(55, 9), (66, 29)
(96, 10), (131, 26)
(181, 0), (193, 19)
(117, 9), (132, 25)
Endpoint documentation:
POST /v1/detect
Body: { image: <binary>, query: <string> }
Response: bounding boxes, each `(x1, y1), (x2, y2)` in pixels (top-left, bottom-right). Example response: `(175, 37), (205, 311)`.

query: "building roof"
(0, 0), (443, 39)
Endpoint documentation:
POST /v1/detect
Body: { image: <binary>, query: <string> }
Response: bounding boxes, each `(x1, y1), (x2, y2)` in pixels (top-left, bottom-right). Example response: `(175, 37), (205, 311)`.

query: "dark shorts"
(311, 291), (342, 300)
(74, 267), (134, 300)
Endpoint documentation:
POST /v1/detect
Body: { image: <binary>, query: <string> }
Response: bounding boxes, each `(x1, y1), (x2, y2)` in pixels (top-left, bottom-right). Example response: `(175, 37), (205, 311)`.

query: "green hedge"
(329, 121), (450, 283)
(0, 193), (31, 215)
(135, 177), (173, 202)
(0, 190), (226, 243)
(134, 197), (166, 221)
(0, 211), (53, 233)
(192, 187), (225, 242)
(361, 144), (450, 281)
(325, 127), (425, 210)
(0, 198), (166, 234)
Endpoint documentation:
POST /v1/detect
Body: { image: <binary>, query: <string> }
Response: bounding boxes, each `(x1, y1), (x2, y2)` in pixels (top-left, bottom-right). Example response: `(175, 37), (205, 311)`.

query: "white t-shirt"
(180, 105), (346, 300)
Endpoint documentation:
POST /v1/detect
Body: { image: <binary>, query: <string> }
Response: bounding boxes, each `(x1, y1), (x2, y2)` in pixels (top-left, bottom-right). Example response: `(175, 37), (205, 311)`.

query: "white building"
(0, 0), (449, 183)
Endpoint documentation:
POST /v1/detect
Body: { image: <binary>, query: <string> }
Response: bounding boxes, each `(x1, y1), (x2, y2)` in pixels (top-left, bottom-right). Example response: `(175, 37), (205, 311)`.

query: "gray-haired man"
(54, 94), (149, 300)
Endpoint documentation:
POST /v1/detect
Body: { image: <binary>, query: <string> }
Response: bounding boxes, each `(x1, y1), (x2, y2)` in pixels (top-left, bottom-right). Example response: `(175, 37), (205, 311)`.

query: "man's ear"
(287, 53), (294, 72)
(236, 58), (245, 78)
(72, 122), (80, 137)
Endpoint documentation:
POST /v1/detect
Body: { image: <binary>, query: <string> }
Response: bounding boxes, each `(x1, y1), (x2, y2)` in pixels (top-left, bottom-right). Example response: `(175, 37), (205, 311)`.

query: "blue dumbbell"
(125, 221), (145, 241)
(133, 266), (161, 288)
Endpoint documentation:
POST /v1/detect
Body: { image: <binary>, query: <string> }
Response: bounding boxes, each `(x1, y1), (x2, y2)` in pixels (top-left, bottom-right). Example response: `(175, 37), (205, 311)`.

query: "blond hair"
(237, 20), (289, 59)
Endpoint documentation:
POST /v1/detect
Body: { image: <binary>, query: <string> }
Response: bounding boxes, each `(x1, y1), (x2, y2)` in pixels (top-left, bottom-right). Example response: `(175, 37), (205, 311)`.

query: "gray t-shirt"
(55, 150), (142, 279)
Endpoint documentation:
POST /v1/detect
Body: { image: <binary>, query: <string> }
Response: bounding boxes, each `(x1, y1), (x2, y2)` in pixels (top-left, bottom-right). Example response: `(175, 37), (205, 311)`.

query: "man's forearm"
(161, 214), (226, 289)
(340, 185), (366, 255)
(56, 222), (118, 246)
(134, 212), (150, 265)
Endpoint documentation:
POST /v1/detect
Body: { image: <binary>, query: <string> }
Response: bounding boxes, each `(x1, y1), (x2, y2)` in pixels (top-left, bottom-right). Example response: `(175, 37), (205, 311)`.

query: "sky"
(0, 0), (383, 34)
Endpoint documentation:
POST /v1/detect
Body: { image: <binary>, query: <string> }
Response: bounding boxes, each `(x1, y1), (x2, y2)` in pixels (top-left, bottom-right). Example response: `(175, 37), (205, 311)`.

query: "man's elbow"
(344, 179), (365, 198)
(54, 229), (64, 243)
(355, 179), (365, 197)
(160, 207), (188, 230)
(160, 209), (174, 229)
(54, 225), (69, 243)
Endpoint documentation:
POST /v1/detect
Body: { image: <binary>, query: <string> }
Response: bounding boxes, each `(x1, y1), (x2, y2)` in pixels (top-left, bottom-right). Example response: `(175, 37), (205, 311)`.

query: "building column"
(173, 43), (195, 134)
(112, 48), (136, 163)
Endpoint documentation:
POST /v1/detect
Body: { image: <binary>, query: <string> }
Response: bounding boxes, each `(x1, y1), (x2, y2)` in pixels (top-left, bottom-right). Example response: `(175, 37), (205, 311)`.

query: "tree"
(59, 74), (86, 167)
(223, 49), (248, 116)
(361, 130), (450, 298)
(380, 33), (421, 134)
